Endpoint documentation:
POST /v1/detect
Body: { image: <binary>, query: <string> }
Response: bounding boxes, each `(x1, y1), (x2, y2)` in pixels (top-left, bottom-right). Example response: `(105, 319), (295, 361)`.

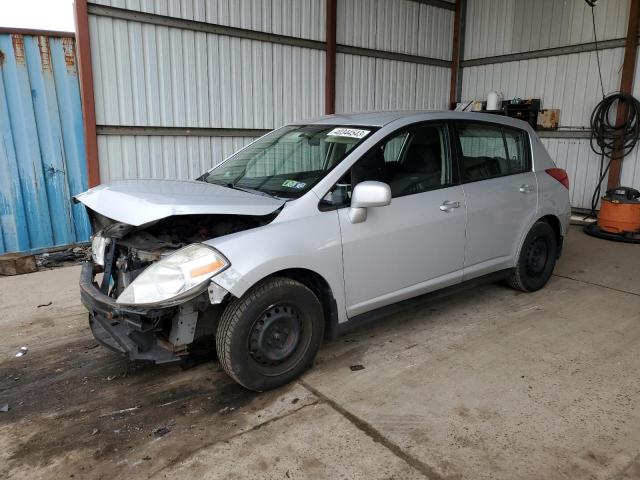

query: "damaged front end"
(80, 212), (277, 363)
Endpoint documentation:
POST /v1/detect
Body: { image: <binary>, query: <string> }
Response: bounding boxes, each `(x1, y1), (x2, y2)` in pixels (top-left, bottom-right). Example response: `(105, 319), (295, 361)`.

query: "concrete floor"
(1, 225), (639, 479)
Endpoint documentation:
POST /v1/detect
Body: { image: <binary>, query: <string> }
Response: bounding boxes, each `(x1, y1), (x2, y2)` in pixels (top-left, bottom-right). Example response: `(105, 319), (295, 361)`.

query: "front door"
(337, 123), (467, 317)
(453, 121), (538, 279)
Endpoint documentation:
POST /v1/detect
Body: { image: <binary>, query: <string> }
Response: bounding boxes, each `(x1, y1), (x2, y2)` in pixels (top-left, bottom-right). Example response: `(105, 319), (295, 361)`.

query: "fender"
(205, 201), (348, 324)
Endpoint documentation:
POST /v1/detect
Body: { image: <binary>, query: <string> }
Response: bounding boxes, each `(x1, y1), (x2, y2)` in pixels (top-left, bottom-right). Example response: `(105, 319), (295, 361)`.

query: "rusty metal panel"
(96, 134), (258, 182)
(90, 0), (326, 41)
(335, 53), (451, 113)
(337, 0), (453, 59)
(0, 33), (90, 254)
(464, 0), (630, 60)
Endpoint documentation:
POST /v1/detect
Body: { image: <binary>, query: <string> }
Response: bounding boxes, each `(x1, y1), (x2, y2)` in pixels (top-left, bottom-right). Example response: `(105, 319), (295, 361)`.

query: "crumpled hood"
(75, 179), (285, 226)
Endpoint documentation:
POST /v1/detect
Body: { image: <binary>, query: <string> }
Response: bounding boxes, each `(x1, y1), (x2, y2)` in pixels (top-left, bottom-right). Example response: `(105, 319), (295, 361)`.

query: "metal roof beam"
(409, 0), (456, 11)
(88, 3), (451, 68)
(461, 38), (629, 67)
(96, 126), (271, 137)
(336, 45), (451, 67)
(88, 3), (326, 51)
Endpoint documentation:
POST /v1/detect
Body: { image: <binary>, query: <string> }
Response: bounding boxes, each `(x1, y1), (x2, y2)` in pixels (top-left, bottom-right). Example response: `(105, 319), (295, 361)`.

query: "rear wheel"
(507, 221), (558, 292)
(216, 277), (324, 391)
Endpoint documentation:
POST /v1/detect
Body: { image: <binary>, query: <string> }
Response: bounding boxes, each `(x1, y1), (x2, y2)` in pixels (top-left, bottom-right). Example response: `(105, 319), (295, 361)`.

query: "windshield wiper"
(231, 184), (276, 198)
(207, 179), (276, 199)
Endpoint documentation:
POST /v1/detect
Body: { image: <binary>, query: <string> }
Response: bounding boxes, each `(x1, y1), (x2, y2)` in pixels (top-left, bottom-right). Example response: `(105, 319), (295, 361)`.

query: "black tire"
(216, 277), (324, 391)
(507, 221), (558, 292)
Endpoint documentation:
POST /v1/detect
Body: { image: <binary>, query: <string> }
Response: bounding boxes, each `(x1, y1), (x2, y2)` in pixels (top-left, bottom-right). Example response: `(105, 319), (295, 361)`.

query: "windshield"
(202, 124), (376, 198)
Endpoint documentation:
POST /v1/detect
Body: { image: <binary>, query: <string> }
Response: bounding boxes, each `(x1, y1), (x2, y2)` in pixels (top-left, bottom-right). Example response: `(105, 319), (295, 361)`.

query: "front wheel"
(216, 277), (324, 391)
(507, 221), (558, 292)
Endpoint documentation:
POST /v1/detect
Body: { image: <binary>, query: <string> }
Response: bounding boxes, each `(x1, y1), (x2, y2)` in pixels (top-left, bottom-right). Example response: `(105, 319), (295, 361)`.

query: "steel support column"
(608, 0), (640, 189)
(325, 0), (337, 115)
(449, 0), (463, 108)
(73, 0), (100, 187)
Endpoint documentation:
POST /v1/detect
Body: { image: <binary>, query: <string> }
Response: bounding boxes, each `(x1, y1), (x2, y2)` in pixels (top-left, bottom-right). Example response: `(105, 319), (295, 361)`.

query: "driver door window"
(336, 122), (465, 316)
(352, 124), (452, 197)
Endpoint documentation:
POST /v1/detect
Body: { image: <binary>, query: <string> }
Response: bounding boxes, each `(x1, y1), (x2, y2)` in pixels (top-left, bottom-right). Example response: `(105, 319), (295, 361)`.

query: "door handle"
(439, 200), (461, 212)
(519, 184), (535, 193)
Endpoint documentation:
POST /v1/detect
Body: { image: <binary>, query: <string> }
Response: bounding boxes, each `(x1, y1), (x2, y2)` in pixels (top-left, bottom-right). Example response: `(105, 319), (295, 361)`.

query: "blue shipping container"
(0, 32), (90, 254)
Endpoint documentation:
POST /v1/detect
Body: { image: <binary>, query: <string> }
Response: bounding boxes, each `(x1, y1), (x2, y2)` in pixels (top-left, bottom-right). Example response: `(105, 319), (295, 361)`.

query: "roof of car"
(305, 111), (426, 126)
(301, 110), (533, 131)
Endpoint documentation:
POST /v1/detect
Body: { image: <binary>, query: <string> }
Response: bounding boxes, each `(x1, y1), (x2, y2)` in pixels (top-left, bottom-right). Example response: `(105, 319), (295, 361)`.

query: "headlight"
(91, 234), (109, 266)
(116, 244), (229, 306)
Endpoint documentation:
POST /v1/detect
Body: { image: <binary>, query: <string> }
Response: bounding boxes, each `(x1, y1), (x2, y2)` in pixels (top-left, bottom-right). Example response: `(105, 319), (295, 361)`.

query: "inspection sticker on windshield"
(282, 180), (307, 189)
(327, 127), (370, 139)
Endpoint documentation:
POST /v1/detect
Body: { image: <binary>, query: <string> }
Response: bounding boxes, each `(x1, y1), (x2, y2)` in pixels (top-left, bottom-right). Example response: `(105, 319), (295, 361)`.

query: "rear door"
(453, 121), (537, 279)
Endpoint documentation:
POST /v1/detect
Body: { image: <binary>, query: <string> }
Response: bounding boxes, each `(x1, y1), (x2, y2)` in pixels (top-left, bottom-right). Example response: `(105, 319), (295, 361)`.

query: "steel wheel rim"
(248, 304), (307, 371)
(525, 236), (549, 277)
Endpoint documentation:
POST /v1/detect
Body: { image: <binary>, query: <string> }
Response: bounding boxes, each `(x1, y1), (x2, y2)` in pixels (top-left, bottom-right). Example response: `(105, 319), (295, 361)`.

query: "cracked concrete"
(1, 225), (639, 479)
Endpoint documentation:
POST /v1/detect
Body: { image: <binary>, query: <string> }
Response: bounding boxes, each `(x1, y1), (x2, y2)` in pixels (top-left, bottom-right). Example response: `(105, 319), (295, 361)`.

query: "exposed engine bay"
(90, 211), (277, 297)
(81, 210), (279, 363)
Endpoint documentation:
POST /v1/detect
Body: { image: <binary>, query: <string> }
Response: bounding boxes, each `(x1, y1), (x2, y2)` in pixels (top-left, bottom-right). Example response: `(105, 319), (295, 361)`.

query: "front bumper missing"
(79, 262), (180, 363)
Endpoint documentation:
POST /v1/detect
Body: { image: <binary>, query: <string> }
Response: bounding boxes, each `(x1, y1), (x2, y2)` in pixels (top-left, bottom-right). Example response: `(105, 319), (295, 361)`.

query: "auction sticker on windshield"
(327, 128), (370, 139)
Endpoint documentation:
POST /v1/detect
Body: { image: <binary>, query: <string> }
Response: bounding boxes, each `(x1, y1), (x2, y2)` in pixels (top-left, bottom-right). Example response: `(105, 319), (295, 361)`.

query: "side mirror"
(349, 181), (391, 224)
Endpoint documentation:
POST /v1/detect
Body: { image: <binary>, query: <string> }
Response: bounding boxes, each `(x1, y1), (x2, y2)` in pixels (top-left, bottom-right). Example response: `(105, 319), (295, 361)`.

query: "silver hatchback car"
(77, 111), (571, 391)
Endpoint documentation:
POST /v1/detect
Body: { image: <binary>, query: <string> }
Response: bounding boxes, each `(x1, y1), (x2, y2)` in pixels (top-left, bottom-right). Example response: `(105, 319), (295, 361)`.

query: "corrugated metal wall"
(335, 0), (453, 113)
(0, 33), (90, 254)
(541, 137), (610, 211)
(337, 0), (452, 58)
(85, 0), (455, 182)
(463, 0), (629, 59)
(89, 22), (325, 129)
(91, 0), (326, 40)
(96, 135), (256, 180)
(87, 0), (327, 182)
(336, 55), (451, 112)
(462, 48), (626, 128)
(460, 0), (636, 209)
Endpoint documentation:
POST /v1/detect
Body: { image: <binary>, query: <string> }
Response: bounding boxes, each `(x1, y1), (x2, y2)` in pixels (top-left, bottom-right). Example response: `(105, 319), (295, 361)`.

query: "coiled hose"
(589, 92), (640, 215)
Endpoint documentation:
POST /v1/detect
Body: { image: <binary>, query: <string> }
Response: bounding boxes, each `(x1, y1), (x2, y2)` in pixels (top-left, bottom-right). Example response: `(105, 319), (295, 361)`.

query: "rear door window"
(455, 122), (529, 182)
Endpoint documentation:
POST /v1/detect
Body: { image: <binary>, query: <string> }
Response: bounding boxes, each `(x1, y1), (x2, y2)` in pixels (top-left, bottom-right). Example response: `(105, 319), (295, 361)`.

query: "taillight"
(546, 168), (569, 189)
